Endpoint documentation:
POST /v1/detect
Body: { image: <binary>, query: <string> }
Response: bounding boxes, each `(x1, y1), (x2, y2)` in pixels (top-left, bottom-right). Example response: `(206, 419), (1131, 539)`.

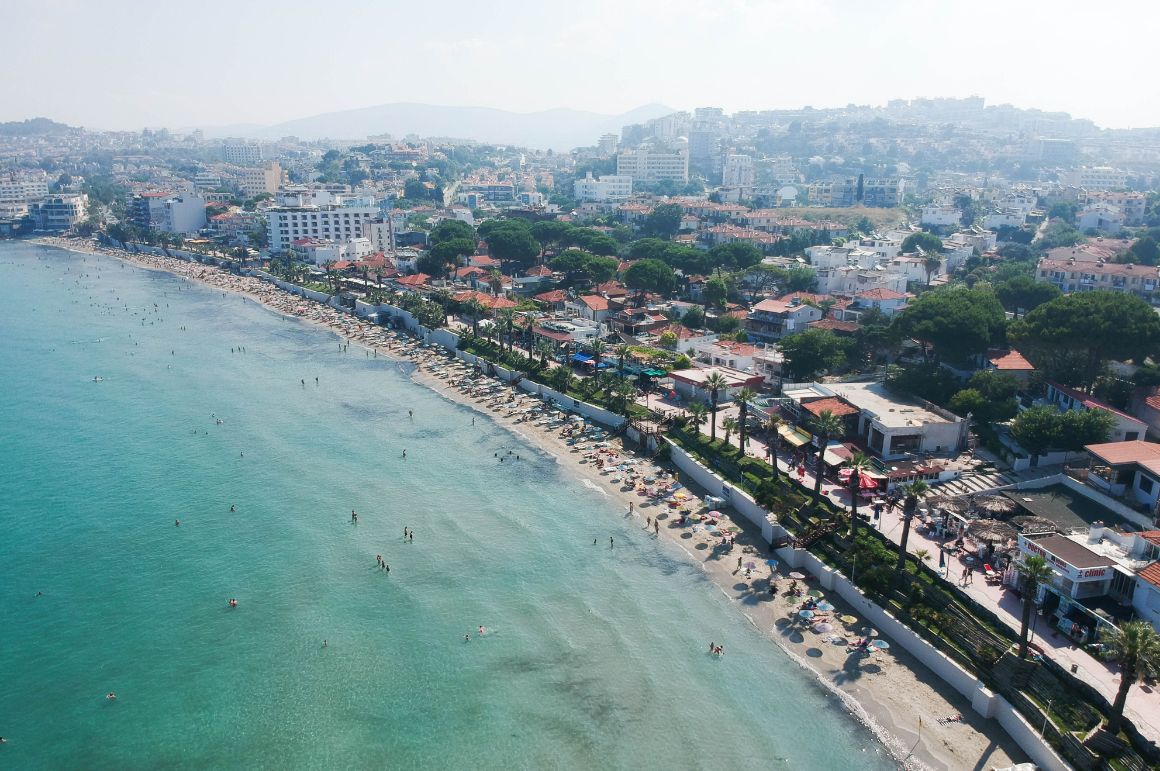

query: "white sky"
(5, 0), (1159, 130)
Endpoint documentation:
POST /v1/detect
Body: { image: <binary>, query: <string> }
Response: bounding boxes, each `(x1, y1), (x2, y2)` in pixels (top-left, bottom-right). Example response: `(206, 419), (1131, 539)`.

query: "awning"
(642, 368), (668, 377)
(571, 353), (593, 363)
(822, 449), (847, 467)
(778, 424), (810, 448)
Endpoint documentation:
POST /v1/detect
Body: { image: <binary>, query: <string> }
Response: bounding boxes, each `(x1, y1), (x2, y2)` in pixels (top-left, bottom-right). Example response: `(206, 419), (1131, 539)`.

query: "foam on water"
(0, 242), (896, 770)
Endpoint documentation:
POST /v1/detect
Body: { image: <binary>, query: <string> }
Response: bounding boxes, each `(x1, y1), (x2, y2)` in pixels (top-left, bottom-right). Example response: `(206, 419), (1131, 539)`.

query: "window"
(1139, 475), (1155, 494)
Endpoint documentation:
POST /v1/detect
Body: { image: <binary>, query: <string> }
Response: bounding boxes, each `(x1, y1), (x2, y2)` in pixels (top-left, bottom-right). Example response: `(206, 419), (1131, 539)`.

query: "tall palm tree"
(704, 372), (729, 443)
(923, 255), (943, 286)
(722, 416), (740, 445)
(765, 413), (783, 480)
(847, 452), (876, 537)
(809, 409), (844, 501)
(615, 344), (631, 377)
(613, 378), (636, 417)
(535, 340), (555, 369)
(589, 339), (606, 384)
(496, 308), (516, 352)
(687, 402), (709, 435)
(486, 269), (503, 295)
(891, 479), (930, 583)
(1016, 555), (1056, 659)
(465, 298), (486, 338)
(1101, 621), (1160, 733)
(734, 387), (757, 455)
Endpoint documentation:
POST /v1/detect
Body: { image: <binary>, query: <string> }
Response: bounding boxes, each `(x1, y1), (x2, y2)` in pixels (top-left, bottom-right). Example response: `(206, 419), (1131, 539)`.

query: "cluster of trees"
(894, 286), (1007, 362)
(1010, 406), (1115, 462)
(416, 219), (477, 277)
(528, 220), (620, 255)
(549, 249), (619, 287)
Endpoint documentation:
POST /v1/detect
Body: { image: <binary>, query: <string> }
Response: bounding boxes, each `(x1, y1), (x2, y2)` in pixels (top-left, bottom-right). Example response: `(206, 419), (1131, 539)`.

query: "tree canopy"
(901, 232), (943, 254)
(643, 203), (683, 239)
(1011, 405), (1115, 458)
(484, 223), (540, 272)
(994, 274), (1061, 318)
(429, 219), (475, 245)
(549, 249), (618, 287)
(779, 328), (847, 381)
(1009, 291), (1160, 391)
(707, 242), (763, 271)
(894, 286), (1006, 361)
(623, 259), (676, 296)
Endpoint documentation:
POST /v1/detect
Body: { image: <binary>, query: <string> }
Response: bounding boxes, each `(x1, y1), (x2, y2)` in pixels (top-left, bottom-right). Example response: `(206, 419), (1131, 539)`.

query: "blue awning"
(571, 353), (594, 363)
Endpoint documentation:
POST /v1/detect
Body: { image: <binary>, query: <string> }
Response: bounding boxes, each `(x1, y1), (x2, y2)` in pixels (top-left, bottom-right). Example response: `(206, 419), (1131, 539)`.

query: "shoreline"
(26, 235), (1025, 770)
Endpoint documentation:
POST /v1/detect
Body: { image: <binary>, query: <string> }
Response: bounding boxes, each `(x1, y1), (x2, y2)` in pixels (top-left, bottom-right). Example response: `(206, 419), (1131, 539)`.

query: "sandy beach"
(31, 235), (1026, 770)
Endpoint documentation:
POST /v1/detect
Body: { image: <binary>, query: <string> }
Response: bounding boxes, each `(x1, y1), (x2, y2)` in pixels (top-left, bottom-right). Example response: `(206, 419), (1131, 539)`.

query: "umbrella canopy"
(706, 510), (722, 518)
(788, 572), (806, 580)
(974, 495), (1018, 517)
(799, 610), (815, 619)
(765, 559), (779, 567)
(968, 518), (1017, 543)
(839, 614), (858, 625)
(816, 601), (835, 612)
(872, 640), (890, 650)
(813, 622), (834, 634)
(745, 561), (758, 570)
(861, 627), (880, 638)
(926, 496), (967, 515)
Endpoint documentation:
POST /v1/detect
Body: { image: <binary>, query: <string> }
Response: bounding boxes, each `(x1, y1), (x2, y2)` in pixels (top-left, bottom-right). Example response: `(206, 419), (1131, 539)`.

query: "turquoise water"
(0, 242), (894, 770)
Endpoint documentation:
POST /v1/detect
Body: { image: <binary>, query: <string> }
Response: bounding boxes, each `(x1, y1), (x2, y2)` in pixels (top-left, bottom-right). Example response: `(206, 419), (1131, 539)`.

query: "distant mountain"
(0, 117), (78, 137)
(198, 102), (676, 150)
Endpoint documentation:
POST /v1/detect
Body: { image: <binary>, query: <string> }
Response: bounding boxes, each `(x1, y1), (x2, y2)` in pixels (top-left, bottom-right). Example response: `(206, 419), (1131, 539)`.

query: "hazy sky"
(5, 0), (1159, 130)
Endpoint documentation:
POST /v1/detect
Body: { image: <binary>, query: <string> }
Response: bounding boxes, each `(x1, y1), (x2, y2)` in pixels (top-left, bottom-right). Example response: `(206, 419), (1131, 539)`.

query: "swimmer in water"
(228, 598), (238, 608)
(106, 693), (117, 701)
(464, 634), (470, 642)
(175, 519), (180, 527)
(479, 626), (486, 635)
(229, 504), (236, 512)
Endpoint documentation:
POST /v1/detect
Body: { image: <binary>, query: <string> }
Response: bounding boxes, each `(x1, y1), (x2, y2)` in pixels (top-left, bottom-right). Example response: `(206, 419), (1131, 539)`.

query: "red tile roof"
(856, 288), (908, 301)
(988, 349), (1035, 371)
(802, 397), (860, 418)
(1140, 562), (1160, 588)
(578, 295), (610, 311)
(395, 273), (430, 286)
(534, 289), (568, 303)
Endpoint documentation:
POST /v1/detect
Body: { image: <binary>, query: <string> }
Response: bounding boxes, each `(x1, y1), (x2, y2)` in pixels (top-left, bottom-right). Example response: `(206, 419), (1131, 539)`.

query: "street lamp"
(1040, 699), (1053, 738)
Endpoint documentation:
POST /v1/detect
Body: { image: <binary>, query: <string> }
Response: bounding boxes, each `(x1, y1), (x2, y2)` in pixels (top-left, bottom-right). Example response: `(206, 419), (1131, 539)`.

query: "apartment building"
(1059, 166), (1128, 190)
(266, 196), (380, 252)
(721, 154), (755, 188)
(573, 172), (633, 203)
(223, 143), (262, 166)
(29, 193), (88, 231)
(616, 143), (689, 183)
(239, 161), (286, 198)
(1036, 255), (1160, 301)
(0, 170), (50, 203)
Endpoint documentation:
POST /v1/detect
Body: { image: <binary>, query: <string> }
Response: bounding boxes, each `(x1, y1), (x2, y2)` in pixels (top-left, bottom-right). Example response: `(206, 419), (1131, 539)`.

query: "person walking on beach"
(654, 520), (659, 535)
(629, 502), (634, 515)
(736, 556), (742, 571)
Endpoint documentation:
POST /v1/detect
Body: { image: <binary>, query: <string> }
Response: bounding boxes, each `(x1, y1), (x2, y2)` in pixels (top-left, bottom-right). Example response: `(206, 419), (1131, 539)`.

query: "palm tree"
(722, 417), (740, 445)
(486, 269), (503, 295)
(923, 255), (943, 286)
(535, 340), (555, 369)
(615, 344), (631, 377)
(765, 413), (783, 480)
(734, 387), (757, 455)
(465, 298), (486, 338)
(846, 452), (876, 537)
(687, 403), (709, 435)
(704, 372), (729, 443)
(613, 378), (636, 416)
(374, 268), (384, 292)
(496, 308), (516, 352)
(1016, 555), (1056, 659)
(589, 339), (606, 385)
(891, 479), (930, 583)
(1101, 621), (1160, 733)
(809, 409), (844, 501)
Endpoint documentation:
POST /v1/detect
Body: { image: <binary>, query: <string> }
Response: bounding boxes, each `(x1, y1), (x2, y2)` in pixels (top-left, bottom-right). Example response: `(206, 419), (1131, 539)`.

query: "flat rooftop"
(1027, 534), (1115, 569)
(829, 382), (954, 429)
(1003, 484), (1134, 534)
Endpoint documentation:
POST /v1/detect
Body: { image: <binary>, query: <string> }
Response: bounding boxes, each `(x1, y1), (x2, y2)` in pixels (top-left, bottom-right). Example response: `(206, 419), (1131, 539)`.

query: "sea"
(0, 241), (896, 770)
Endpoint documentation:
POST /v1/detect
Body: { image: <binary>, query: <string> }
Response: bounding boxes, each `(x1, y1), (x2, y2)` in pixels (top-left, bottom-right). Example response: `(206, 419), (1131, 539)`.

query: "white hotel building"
(266, 192), (379, 252)
(573, 172), (633, 203)
(616, 142), (689, 184)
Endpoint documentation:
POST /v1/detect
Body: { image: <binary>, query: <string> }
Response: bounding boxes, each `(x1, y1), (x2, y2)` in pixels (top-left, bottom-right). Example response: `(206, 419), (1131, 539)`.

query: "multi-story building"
(721, 155), (755, 189)
(806, 178), (903, 208)
(616, 143), (689, 184)
(239, 161), (286, 198)
(1084, 191), (1146, 226)
(1076, 202), (1126, 234)
(266, 196), (379, 252)
(459, 180), (514, 202)
(920, 205), (961, 228)
(1059, 166), (1128, 191)
(0, 170), (50, 203)
(597, 133), (619, 156)
(1036, 254), (1160, 301)
(573, 173), (633, 203)
(29, 193), (88, 231)
(745, 295), (824, 343)
(223, 143), (262, 166)
(160, 195), (207, 234)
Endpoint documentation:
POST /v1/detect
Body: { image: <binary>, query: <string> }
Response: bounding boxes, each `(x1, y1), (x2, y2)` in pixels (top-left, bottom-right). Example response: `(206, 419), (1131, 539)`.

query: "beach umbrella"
(706, 510), (722, 518)
(765, 559), (779, 567)
(816, 601), (835, 612)
(799, 610), (815, 620)
(813, 622), (834, 634)
(807, 589), (823, 598)
(872, 640), (890, 650)
(745, 561), (758, 570)
(788, 572), (806, 580)
(839, 614), (858, 625)
(968, 518), (1016, 543)
(974, 495), (1017, 517)
(861, 627), (879, 638)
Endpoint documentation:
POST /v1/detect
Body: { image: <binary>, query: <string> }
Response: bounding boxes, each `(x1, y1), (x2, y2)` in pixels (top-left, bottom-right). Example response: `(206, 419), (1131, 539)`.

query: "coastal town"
(8, 96), (1160, 771)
